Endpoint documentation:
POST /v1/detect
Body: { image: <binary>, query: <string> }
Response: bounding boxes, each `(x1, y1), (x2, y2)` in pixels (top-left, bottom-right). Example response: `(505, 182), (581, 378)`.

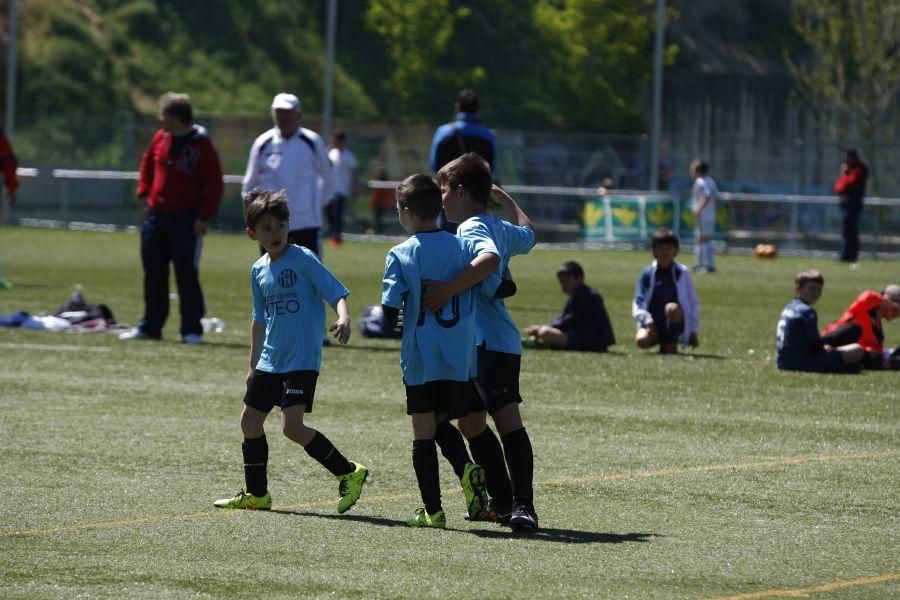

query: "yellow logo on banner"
(583, 201), (605, 229)
(646, 204), (673, 227)
(612, 205), (638, 227)
(681, 209), (696, 229)
(717, 206), (729, 230)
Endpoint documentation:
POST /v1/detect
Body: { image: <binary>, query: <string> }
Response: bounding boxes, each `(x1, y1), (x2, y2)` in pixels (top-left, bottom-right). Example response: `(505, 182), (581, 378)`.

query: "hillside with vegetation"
(9, 0), (674, 132)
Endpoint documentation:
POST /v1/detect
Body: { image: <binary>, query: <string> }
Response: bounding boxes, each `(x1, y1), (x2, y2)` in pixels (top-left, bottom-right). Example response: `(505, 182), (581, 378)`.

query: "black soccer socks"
(434, 421), (471, 479)
(412, 439), (442, 515)
(304, 431), (354, 477)
(501, 427), (534, 504)
(468, 426), (513, 509)
(242, 435), (268, 497)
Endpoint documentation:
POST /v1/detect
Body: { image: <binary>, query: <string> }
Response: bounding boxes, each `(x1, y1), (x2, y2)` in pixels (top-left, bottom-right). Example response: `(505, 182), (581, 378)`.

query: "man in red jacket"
(0, 128), (19, 289)
(822, 284), (900, 369)
(833, 148), (869, 263)
(120, 92), (223, 344)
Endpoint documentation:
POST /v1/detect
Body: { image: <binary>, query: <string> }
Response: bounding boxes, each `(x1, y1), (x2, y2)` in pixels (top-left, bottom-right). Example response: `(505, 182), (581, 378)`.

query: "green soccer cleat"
(407, 508), (446, 528)
(460, 462), (488, 520)
(336, 462), (368, 513)
(213, 489), (272, 510)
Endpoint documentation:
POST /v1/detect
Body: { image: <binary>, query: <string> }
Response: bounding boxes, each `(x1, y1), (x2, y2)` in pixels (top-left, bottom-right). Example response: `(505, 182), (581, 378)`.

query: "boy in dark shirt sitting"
(776, 269), (864, 372)
(524, 261), (616, 352)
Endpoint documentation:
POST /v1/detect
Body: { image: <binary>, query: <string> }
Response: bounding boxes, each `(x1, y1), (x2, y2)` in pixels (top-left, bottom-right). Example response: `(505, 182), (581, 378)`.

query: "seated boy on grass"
(775, 269), (864, 373)
(524, 260), (615, 352)
(631, 228), (699, 354)
(821, 283), (900, 370)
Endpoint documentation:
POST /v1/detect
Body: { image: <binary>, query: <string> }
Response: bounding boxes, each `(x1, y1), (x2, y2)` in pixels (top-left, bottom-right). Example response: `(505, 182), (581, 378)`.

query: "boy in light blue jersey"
(381, 174), (501, 528)
(426, 153), (539, 532)
(214, 190), (368, 513)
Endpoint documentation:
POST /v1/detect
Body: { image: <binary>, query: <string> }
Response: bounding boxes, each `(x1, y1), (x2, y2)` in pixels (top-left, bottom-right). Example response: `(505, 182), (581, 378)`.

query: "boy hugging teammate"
(214, 190), (368, 513)
(381, 174), (500, 527)
(425, 153), (539, 532)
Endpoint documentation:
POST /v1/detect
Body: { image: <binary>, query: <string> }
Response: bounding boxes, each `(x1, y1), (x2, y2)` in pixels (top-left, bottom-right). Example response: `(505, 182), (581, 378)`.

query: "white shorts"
(696, 211), (716, 237)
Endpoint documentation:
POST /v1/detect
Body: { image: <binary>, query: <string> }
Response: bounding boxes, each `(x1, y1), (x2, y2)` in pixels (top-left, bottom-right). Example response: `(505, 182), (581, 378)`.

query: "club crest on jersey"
(278, 269), (298, 288)
(176, 147), (200, 173)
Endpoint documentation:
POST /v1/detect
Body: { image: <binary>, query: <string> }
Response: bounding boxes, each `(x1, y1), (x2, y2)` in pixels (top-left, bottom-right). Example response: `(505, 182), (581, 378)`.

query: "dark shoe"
(509, 502), (538, 533)
(659, 342), (678, 355)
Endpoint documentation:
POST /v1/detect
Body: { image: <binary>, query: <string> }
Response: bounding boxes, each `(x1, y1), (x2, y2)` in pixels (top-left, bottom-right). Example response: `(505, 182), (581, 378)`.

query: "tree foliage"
(532, 0), (674, 132)
(786, 0), (900, 191)
(9, 0), (674, 133)
(364, 0), (472, 120)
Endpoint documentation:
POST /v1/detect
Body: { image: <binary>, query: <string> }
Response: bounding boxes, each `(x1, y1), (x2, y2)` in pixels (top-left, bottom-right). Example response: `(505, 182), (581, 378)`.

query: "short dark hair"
(456, 89), (478, 113)
(690, 159), (709, 175)
(795, 269), (824, 287)
(332, 129), (347, 143)
(437, 152), (492, 207)
(243, 189), (289, 229)
(396, 174), (441, 220)
(843, 148), (860, 162)
(556, 260), (584, 279)
(159, 92), (193, 125)
(651, 228), (679, 253)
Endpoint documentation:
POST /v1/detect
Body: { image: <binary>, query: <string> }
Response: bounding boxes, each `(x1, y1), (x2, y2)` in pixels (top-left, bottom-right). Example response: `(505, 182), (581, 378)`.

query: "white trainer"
(119, 328), (158, 341)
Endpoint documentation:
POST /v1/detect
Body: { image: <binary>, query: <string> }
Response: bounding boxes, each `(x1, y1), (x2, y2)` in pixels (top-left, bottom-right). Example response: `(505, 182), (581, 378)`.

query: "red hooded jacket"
(137, 126), (223, 221)
(0, 129), (19, 201)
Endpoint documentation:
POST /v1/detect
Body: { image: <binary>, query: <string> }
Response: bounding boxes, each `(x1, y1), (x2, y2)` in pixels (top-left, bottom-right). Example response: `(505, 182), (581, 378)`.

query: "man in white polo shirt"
(242, 93), (334, 257)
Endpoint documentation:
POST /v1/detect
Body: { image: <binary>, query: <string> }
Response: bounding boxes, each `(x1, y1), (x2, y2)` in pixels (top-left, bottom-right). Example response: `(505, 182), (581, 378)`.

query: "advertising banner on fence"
(583, 194), (681, 241)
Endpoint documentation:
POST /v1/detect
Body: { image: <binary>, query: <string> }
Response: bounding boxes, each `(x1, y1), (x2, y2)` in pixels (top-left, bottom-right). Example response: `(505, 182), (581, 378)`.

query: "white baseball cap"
(271, 93), (301, 112)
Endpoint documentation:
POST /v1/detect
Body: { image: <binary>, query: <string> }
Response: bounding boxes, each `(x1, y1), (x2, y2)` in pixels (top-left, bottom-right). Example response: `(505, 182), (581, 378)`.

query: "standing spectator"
(242, 93), (333, 257)
(120, 92), (223, 343)
(429, 89), (496, 232)
(325, 130), (357, 248)
(690, 159), (720, 273)
(833, 148), (869, 263)
(368, 164), (394, 235)
(0, 128), (20, 289)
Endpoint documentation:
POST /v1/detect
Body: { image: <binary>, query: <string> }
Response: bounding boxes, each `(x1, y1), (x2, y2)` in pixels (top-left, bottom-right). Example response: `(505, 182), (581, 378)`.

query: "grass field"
(0, 226), (898, 599)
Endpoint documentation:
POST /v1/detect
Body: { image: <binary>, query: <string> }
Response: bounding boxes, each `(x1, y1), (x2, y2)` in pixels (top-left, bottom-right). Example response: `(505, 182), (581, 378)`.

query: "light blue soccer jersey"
(457, 214), (535, 355)
(382, 231), (498, 386)
(251, 244), (349, 373)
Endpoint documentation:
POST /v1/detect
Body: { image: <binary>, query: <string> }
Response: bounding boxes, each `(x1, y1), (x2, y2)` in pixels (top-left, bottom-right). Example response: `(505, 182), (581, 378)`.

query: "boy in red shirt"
(822, 284), (900, 369)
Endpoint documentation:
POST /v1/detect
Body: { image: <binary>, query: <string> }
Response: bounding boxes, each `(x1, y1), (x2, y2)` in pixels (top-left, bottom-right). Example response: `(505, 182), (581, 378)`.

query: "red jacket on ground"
(137, 126), (223, 221)
(822, 290), (885, 353)
(0, 129), (19, 201)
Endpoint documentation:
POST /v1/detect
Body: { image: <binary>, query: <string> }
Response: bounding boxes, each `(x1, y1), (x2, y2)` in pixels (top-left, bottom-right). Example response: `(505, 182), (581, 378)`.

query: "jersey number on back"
(418, 284), (460, 329)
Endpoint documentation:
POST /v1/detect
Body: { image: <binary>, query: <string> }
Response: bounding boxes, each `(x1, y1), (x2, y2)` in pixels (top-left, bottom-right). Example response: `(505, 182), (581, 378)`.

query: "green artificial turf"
(0, 226), (898, 598)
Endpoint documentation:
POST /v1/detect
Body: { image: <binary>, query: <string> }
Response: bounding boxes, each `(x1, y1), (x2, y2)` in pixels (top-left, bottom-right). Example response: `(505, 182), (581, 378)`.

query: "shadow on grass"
(465, 527), (661, 544)
(639, 351), (727, 360)
(272, 509), (661, 544)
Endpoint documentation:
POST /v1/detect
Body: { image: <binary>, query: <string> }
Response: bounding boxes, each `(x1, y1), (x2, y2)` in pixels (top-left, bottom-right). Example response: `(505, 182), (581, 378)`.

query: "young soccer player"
(776, 269), (864, 373)
(381, 173), (500, 527)
(821, 284), (900, 369)
(524, 260), (616, 352)
(632, 228), (700, 354)
(425, 153), (539, 533)
(690, 159), (719, 273)
(214, 190), (368, 512)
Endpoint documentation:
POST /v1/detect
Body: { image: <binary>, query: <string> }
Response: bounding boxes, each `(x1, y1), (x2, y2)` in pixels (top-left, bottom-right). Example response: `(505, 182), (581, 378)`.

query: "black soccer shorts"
(473, 344), (522, 414)
(406, 379), (477, 419)
(244, 369), (318, 413)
